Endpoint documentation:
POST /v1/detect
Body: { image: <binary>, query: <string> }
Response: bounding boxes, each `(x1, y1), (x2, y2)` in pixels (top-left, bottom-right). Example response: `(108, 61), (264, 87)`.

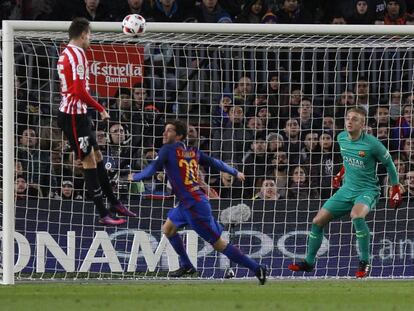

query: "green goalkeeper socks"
(352, 217), (370, 262)
(305, 224), (324, 265)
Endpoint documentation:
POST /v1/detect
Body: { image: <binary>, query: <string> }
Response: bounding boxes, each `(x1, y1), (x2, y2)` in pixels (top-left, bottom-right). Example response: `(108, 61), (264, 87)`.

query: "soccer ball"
(122, 14), (146, 36)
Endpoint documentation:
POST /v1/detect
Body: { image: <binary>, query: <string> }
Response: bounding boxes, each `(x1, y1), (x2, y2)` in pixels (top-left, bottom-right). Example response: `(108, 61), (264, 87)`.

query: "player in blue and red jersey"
(129, 120), (267, 284)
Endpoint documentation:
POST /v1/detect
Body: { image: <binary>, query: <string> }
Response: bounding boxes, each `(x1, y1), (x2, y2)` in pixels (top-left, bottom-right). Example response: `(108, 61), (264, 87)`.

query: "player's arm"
(129, 145), (168, 182)
(67, 56), (105, 113)
(374, 141), (402, 208)
(198, 151), (244, 181)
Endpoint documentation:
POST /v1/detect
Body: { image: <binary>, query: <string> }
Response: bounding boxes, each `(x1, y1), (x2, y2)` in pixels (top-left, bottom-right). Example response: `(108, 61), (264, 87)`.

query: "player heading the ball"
(288, 107), (403, 278)
(57, 17), (136, 226)
(129, 120), (267, 284)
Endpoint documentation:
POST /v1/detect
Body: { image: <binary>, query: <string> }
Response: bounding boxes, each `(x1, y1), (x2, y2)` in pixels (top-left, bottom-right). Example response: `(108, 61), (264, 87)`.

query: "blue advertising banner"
(6, 198), (414, 278)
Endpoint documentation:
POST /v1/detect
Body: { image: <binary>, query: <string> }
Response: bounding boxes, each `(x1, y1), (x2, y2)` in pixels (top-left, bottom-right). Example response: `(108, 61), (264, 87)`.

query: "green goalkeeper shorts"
(322, 187), (380, 219)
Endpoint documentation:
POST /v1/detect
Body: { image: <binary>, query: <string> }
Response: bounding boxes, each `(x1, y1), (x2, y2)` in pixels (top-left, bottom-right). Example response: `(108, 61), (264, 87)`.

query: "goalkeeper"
(288, 107), (403, 278)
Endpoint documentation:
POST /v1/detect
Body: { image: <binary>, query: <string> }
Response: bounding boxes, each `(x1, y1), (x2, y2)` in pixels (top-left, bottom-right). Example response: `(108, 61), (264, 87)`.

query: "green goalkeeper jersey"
(337, 131), (399, 192)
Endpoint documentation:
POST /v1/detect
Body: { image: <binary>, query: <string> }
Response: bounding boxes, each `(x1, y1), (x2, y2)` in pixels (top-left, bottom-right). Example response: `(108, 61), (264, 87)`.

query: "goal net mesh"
(1, 29), (413, 279)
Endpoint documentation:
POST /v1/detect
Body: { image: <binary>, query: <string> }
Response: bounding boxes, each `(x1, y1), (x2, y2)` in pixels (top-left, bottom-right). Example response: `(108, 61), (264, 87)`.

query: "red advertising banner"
(85, 44), (144, 98)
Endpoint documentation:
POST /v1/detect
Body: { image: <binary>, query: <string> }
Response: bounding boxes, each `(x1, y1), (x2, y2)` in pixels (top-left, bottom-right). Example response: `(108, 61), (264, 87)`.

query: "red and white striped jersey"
(57, 44), (104, 114)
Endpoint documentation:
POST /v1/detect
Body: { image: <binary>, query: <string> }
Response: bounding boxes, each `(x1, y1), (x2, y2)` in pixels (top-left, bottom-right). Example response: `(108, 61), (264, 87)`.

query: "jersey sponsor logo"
(358, 151), (366, 157)
(343, 155), (366, 168)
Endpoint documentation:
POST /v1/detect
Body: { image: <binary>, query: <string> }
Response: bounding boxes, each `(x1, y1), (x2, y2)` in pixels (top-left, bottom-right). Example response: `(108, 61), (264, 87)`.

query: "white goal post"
(3, 21), (414, 285)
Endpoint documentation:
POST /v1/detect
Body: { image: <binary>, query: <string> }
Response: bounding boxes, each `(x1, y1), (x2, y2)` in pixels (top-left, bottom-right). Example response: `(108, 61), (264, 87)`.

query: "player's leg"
(212, 237), (266, 285)
(288, 208), (332, 272)
(94, 148), (136, 217)
(184, 201), (267, 284)
(71, 114), (125, 225)
(351, 192), (378, 278)
(164, 209), (197, 277)
(289, 189), (352, 272)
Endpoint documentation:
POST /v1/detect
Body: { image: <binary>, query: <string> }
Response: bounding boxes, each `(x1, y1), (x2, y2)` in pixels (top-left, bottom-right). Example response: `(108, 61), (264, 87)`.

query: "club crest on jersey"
(358, 151), (366, 157)
(77, 64), (85, 79)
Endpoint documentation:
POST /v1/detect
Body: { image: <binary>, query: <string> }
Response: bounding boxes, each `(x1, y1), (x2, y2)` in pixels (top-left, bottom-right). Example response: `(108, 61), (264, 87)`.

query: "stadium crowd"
(2, 0), (414, 204)
(2, 0), (414, 26)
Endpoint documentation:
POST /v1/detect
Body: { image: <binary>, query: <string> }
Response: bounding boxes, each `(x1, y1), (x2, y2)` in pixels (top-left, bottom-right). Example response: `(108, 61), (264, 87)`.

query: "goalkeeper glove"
(332, 166), (345, 189)
(389, 184), (403, 209)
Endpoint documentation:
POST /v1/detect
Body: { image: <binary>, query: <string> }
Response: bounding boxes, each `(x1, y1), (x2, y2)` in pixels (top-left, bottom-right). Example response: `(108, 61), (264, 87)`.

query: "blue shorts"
(167, 200), (223, 245)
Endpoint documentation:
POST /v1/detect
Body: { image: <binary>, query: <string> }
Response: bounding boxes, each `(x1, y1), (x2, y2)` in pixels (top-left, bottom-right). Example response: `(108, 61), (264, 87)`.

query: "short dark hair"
(347, 107), (367, 118)
(69, 17), (90, 40)
(167, 120), (187, 140)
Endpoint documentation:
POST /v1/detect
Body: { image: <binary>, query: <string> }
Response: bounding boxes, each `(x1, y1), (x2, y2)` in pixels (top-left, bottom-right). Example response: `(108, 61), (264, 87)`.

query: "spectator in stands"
(142, 104), (165, 149)
(279, 86), (303, 121)
(15, 76), (43, 126)
(369, 105), (392, 129)
(393, 153), (409, 184)
(235, 0), (268, 23)
(246, 90), (267, 117)
(246, 117), (265, 141)
(402, 136), (414, 169)
(326, 90), (355, 130)
(32, 0), (57, 20)
(391, 104), (413, 150)
(96, 127), (107, 151)
(269, 150), (289, 198)
(132, 83), (149, 112)
(60, 179), (83, 200)
(114, 0), (152, 21)
(331, 15), (347, 24)
(315, 130), (341, 199)
(211, 105), (246, 163)
(15, 174), (41, 200)
(262, 11), (278, 23)
(287, 165), (319, 200)
(275, 0), (312, 24)
(256, 107), (273, 130)
(187, 124), (209, 152)
(322, 115), (335, 132)
(74, 0), (113, 21)
(384, 0), (408, 24)
(109, 87), (133, 124)
(151, 0), (194, 22)
(403, 169), (414, 198)
(267, 132), (285, 153)
(212, 94), (232, 128)
(253, 179), (281, 200)
(107, 122), (133, 178)
(297, 98), (322, 131)
(354, 77), (376, 116)
(347, 0), (375, 24)
(389, 89), (403, 121)
(17, 127), (56, 197)
(267, 71), (289, 128)
(376, 125), (391, 148)
(233, 75), (254, 107)
(242, 131), (268, 199)
(300, 131), (320, 165)
(211, 168), (243, 199)
(193, 0), (233, 23)
(282, 118), (301, 164)
(373, 0), (387, 23)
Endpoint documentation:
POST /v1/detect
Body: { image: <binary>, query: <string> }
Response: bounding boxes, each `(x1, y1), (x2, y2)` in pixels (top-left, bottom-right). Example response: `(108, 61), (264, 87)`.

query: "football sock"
(96, 161), (119, 205)
(305, 223), (324, 265)
(352, 217), (370, 262)
(168, 233), (193, 268)
(222, 244), (260, 272)
(84, 168), (108, 218)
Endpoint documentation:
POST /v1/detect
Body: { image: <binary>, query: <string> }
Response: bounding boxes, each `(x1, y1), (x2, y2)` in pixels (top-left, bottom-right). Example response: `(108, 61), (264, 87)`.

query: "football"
(122, 14), (146, 36)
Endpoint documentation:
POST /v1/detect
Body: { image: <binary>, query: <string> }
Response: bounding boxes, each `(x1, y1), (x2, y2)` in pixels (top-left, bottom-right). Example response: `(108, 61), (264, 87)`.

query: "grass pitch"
(1, 280), (413, 311)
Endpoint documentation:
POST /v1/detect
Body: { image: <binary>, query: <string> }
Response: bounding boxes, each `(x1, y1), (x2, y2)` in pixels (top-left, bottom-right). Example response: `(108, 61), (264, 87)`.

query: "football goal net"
(2, 21), (414, 284)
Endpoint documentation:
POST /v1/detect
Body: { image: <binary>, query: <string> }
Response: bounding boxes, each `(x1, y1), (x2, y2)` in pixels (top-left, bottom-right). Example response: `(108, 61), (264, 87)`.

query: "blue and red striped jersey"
(132, 142), (238, 207)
